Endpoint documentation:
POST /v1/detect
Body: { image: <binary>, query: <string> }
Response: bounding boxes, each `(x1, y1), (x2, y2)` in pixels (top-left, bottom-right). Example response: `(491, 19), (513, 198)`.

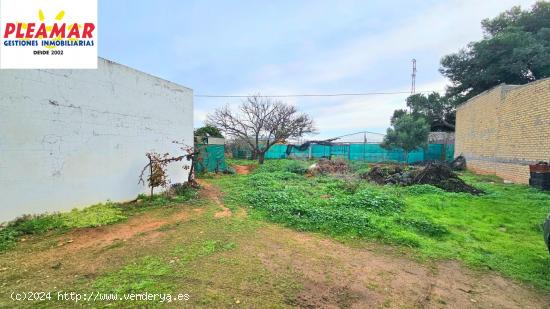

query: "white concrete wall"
(0, 58), (193, 222)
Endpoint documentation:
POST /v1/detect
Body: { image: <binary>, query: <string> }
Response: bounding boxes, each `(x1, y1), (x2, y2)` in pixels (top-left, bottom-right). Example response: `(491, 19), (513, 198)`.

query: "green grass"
(94, 256), (175, 295)
(0, 187), (198, 252)
(0, 203), (124, 252)
(61, 204), (126, 228)
(211, 159), (550, 291)
(88, 203), (298, 308)
(173, 239), (237, 263)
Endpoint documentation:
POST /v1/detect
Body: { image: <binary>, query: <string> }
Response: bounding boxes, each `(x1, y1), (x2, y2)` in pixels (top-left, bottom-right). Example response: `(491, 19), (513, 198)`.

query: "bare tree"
(207, 95), (316, 164)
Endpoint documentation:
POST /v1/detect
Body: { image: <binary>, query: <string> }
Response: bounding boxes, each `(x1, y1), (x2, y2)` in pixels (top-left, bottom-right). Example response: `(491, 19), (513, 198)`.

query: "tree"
(390, 109), (408, 125)
(207, 95), (316, 164)
(440, 1), (550, 104)
(381, 113), (430, 163)
(405, 92), (456, 131)
(194, 125), (224, 138)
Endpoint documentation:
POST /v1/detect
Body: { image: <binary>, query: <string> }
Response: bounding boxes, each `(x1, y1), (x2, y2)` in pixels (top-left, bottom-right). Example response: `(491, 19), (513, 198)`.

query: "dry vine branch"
(138, 152), (185, 196)
(138, 141), (199, 197)
(172, 140), (200, 183)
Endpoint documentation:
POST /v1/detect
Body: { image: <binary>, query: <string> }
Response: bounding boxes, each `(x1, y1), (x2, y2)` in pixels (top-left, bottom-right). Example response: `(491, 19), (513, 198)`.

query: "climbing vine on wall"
(138, 141), (199, 196)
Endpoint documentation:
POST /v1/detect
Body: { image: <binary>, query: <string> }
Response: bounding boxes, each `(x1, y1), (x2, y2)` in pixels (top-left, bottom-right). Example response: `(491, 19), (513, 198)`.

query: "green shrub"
(285, 160), (309, 175)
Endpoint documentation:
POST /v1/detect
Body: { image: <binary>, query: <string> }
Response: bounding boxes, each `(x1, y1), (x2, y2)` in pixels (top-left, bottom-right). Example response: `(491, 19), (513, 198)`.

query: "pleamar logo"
(3, 8), (96, 48)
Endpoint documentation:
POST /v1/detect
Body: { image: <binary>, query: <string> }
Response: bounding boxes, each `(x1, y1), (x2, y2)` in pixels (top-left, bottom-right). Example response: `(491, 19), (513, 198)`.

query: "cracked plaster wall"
(0, 58), (193, 222)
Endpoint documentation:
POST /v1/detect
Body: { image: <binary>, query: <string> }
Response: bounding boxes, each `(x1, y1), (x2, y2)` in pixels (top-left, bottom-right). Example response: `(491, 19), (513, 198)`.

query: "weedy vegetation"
(0, 186), (198, 252)
(213, 159), (550, 290)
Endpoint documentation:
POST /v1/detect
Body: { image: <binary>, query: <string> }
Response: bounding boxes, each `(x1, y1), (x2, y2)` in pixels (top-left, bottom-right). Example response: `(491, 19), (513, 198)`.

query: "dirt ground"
(252, 227), (549, 308)
(0, 181), (548, 308)
(198, 179), (232, 218)
(233, 164), (256, 175)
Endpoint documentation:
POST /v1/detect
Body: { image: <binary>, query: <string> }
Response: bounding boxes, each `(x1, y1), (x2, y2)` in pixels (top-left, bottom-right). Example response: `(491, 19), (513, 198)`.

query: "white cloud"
(192, 0), (537, 134)
(193, 109), (208, 128)
(311, 78), (449, 135)
(247, 0), (537, 86)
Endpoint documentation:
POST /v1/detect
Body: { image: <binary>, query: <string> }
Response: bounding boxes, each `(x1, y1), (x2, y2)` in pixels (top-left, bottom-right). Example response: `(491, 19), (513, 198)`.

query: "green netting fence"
(231, 143), (454, 164)
(194, 144), (228, 173)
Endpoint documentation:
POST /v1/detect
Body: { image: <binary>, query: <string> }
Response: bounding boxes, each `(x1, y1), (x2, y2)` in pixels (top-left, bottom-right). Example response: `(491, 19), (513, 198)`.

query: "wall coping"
(456, 77), (550, 110)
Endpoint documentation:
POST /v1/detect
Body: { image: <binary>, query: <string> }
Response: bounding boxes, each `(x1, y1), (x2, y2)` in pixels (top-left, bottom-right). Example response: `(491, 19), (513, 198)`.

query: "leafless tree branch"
(206, 94), (316, 164)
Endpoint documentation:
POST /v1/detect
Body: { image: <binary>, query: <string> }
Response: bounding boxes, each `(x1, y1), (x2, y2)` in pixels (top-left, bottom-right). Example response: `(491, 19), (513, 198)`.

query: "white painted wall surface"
(0, 58), (193, 222)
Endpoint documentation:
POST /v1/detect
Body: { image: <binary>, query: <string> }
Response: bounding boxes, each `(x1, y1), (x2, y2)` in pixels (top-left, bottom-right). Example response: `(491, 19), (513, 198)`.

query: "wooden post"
(149, 157), (153, 197)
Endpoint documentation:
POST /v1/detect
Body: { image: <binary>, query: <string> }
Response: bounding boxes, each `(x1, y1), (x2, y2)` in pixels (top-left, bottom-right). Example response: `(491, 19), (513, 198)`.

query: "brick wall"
(455, 78), (550, 184)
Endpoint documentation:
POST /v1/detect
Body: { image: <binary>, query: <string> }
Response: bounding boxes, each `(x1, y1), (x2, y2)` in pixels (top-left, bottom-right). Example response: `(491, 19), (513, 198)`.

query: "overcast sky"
(99, 0), (537, 140)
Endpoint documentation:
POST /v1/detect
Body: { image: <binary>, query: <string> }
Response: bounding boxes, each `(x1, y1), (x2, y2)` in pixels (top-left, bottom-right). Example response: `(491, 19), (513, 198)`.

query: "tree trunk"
(258, 152), (265, 164)
(188, 158), (195, 182)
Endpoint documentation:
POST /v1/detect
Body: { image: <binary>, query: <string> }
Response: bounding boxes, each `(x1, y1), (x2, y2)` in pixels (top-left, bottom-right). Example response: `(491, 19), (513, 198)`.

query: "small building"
(194, 135), (227, 173)
(0, 58), (194, 222)
(455, 78), (550, 184)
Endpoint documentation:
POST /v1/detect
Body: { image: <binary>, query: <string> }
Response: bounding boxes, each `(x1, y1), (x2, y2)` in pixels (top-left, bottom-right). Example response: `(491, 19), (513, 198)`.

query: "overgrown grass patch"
(61, 204), (126, 228)
(0, 186), (199, 252)
(211, 160), (550, 291)
(0, 203), (123, 252)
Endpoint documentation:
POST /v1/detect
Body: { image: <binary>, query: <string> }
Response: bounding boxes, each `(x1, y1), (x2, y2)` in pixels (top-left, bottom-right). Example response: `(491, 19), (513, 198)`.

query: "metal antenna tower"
(411, 58), (417, 94)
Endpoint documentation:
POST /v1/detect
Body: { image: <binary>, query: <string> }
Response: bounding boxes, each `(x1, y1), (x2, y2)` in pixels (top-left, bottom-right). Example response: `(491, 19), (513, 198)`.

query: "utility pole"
(411, 58), (417, 95)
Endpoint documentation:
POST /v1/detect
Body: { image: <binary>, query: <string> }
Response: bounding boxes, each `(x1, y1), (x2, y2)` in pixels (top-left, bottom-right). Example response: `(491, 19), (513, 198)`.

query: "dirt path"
(233, 164), (256, 175)
(55, 204), (202, 252)
(198, 179), (232, 218)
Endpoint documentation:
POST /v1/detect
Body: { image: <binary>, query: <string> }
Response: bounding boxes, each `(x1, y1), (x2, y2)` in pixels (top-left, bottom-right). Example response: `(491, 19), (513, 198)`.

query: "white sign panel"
(0, 0), (97, 69)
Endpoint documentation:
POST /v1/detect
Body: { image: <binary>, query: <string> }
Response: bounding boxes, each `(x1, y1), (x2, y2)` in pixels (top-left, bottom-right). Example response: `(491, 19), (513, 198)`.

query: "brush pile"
(308, 158), (350, 175)
(365, 162), (483, 194)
